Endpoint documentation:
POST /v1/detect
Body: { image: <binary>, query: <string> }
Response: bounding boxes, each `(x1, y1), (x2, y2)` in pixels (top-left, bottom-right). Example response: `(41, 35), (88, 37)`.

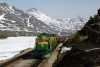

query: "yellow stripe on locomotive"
(38, 42), (48, 47)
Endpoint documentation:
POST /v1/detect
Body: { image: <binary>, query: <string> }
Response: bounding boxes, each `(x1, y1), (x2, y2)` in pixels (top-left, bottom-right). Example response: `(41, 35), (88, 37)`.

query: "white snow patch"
(0, 14), (5, 20)
(60, 47), (71, 53)
(0, 36), (37, 61)
(85, 48), (100, 52)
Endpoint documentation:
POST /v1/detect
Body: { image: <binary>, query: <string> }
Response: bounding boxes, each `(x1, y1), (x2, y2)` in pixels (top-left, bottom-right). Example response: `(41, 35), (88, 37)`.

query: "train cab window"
(36, 38), (43, 42)
(36, 37), (49, 42)
(36, 38), (38, 43)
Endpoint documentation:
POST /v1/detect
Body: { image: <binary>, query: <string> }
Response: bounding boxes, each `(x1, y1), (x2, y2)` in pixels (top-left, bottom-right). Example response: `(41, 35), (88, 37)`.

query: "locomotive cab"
(34, 36), (51, 58)
(34, 33), (58, 58)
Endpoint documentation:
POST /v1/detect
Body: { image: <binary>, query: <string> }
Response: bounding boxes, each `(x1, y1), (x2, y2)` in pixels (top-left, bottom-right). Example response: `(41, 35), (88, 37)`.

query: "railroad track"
(0, 48), (44, 67)
(31, 59), (44, 67)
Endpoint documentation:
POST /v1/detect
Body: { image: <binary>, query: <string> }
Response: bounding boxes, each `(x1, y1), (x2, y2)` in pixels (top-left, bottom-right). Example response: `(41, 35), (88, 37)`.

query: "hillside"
(26, 8), (86, 35)
(0, 1), (56, 36)
(53, 9), (100, 67)
(0, 1), (87, 36)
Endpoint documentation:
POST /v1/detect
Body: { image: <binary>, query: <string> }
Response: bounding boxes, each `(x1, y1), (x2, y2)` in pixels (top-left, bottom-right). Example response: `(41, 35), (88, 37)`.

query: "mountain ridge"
(0, 1), (56, 35)
(0, 1), (86, 36)
(26, 8), (86, 35)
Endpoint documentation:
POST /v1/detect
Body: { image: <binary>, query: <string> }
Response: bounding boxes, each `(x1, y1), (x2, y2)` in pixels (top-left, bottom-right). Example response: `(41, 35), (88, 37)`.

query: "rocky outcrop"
(87, 23), (100, 42)
(98, 9), (100, 16)
(53, 40), (100, 67)
(87, 15), (100, 43)
(53, 9), (100, 67)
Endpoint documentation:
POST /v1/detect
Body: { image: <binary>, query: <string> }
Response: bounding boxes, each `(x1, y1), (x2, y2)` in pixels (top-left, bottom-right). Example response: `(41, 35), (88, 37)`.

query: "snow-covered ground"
(0, 36), (37, 61)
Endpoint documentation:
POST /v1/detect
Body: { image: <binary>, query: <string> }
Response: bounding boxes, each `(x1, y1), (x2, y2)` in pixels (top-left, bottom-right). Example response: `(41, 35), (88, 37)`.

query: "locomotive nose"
(38, 42), (48, 47)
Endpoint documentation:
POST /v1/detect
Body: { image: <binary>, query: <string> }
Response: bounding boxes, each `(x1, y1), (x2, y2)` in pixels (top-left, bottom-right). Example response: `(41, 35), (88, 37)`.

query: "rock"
(98, 9), (100, 16)
(87, 23), (100, 43)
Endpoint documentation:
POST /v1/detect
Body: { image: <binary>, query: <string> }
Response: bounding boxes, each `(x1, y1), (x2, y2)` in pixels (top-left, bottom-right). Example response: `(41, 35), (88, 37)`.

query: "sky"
(1, 0), (100, 19)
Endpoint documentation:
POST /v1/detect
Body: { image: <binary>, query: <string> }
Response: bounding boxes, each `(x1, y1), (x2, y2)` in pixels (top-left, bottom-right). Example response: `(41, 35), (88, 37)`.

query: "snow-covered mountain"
(0, 1), (56, 35)
(26, 8), (61, 34)
(0, 1), (86, 36)
(57, 16), (86, 31)
(26, 8), (86, 35)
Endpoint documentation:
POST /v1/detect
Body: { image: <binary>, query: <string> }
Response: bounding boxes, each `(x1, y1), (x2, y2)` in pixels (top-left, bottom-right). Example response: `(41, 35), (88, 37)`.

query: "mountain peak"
(27, 7), (38, 12)
(0, 1), (4, 3)
(0, 1), (86, 36)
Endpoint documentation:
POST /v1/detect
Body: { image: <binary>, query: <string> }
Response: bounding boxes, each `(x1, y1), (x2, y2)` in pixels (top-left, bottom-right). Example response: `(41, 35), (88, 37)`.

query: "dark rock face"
(98, 9), (100, 16)
(85, 9), (100, 43)
(53, 43), (100, 67)
(53, 9), (100, 67)
(87, 16), (100, 43)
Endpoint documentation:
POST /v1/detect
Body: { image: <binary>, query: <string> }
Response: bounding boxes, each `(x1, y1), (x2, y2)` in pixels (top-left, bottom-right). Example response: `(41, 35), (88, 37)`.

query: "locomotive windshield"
(36, 36), (49, 42)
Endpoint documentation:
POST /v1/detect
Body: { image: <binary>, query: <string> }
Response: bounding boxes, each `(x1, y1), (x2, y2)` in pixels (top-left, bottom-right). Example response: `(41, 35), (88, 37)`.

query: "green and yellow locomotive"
(34, 33), (58, 58)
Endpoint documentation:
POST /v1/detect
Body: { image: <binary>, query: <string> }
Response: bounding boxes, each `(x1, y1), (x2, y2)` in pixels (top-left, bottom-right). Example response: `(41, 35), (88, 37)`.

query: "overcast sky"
(1, 0), (100, 19)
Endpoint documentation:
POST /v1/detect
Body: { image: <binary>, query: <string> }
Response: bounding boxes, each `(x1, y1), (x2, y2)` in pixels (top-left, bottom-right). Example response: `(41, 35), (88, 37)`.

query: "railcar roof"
(38, 33), (56, 37)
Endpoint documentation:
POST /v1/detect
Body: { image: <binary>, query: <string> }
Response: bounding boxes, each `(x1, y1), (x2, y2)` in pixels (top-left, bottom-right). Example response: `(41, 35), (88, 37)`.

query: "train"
(34, 33), (58, 58)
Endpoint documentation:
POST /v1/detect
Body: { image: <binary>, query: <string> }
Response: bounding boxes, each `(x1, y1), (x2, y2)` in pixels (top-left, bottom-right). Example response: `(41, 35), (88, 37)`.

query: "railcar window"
(36, 37), (49, 42)
(36, 38), (43, 42)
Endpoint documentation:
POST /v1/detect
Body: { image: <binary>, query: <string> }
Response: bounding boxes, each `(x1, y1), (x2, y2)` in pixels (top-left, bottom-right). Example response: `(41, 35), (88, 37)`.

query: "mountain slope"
(26, 8), (86, 35)
(26, 8), (61, 33)
(0, 1), (86, 36)
(0, 1), (56, 35)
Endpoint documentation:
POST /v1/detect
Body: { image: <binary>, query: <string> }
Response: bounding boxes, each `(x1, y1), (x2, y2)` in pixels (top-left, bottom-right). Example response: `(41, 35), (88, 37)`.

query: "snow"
(0, 14), (5, 21)
(26, 8), (61, 30)
(26, 8), (87, 35)
(0, 14), (16, 23)
(0, 2), (87, 35)
(60, 47), (72, 53)
(85, 48), (100, 52)
(0, 36), (37, 61)
(0, 1), (4, 3)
